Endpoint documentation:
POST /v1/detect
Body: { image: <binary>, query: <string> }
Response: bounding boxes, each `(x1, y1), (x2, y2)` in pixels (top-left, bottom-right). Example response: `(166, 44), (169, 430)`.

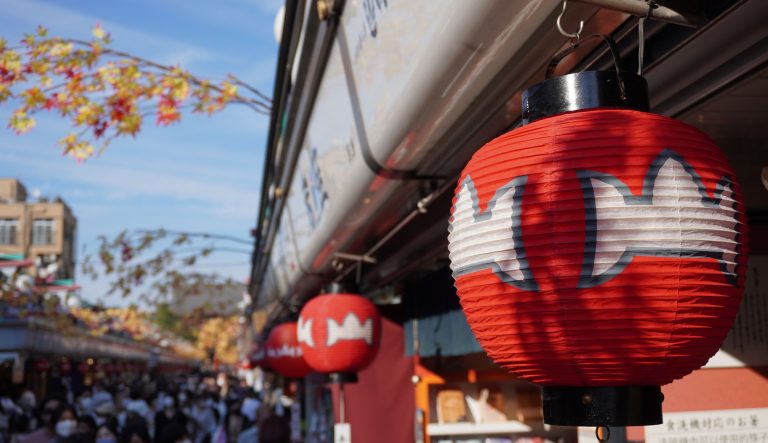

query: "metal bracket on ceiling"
(330, 252), (377, 271)
(331, 251), (377, 286)
(568, 0), (704, 28)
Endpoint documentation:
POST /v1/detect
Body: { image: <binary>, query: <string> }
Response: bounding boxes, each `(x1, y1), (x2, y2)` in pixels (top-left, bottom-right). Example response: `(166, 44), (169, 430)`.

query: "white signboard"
(646, 408), (768, 443)
(707, 256), (768, 368)
(334, 423), (351, 443)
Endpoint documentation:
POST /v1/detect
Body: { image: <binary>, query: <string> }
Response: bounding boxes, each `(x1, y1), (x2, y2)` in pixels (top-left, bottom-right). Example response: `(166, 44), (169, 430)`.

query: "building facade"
(0, 178), (77, 280)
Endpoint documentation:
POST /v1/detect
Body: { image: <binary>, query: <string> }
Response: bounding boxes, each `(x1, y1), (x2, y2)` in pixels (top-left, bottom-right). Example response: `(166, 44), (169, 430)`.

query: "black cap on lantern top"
(522, 34), (650, 125)
(324, 282), (352, 294)
(522, 70), (650, 125)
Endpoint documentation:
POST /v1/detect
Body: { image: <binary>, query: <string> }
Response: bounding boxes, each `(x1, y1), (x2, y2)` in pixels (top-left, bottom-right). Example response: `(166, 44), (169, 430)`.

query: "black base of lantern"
(327, 372), (358, 384)
(542, 386), (663, 426)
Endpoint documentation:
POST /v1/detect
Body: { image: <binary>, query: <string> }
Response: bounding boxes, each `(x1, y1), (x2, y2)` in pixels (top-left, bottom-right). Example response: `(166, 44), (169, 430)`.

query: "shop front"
(250, 0), (768, 442)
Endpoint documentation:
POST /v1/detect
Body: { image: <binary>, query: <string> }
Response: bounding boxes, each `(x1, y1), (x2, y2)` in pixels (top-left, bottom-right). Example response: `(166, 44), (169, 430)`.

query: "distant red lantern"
(448, 69), (747, 426)
(34, 358), (50, 372)
(249, 344), (268, 369)
(77, 361), (90, 374)
(59, 359), (72, 374)
(298, 292), (381, 375)
(240, 359), (253, 370)
(266, 322), (311, 379)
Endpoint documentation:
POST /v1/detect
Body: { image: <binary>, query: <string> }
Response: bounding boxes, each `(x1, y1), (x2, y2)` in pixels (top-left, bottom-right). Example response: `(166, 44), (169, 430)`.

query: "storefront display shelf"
(426, 420), (531, 436)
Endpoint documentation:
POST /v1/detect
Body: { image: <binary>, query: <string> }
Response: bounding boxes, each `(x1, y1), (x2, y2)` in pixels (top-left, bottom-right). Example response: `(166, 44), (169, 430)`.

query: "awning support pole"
(570, 0), (704, 28)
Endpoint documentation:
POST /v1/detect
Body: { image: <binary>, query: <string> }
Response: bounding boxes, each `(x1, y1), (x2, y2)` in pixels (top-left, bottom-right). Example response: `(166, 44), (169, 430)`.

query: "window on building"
(31, 218), (54, 245)
(0, 219), (18, 245)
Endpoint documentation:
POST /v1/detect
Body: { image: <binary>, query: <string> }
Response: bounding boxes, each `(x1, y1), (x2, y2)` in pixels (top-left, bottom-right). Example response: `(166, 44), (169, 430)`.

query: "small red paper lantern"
(59, 359), (72, 374)
(34, 358), (50, 372)
(266, 322), (311, 379)
(250, 345), (268, 369)
(298, 293), (381, 375)
(240, 359), (253, 370)
(77, 361), (90, 374)
(448, 70), (747, 426)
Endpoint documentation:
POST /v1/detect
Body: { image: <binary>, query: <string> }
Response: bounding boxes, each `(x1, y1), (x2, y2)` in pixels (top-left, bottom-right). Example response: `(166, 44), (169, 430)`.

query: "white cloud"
(1, 142), (260, 213)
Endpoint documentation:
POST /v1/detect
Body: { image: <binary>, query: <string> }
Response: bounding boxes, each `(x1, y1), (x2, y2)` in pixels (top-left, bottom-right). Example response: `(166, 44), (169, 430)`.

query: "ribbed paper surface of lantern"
(448, 109), (747, 387)
(298, 293), (381, 373)
(266, 322), (312, 379)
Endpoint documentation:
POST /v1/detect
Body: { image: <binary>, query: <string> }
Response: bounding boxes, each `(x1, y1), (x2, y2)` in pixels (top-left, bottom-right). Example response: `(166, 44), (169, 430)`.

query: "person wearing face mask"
(74, 415), (96, 443)
(51, 405), (78, 442)
(153, 397), (186, 443)
(94, 423), (118, 443)
(75, 389), (93, 417)
(155, 422), (192, 443)
(15, 397), (62, 443)
(176, 392), (190, 417)
(17, 391), (36, 416)
(119, 412), (150, 443)
(223, 400), (244, 443)
(189, 395), (216, 443)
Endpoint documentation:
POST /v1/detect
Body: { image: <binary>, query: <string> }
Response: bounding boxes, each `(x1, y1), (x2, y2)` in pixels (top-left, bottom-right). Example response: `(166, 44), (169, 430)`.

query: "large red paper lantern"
(266, 322), (312, 379)
(298, 292), (381, 375)
(448, 70), (747, 426)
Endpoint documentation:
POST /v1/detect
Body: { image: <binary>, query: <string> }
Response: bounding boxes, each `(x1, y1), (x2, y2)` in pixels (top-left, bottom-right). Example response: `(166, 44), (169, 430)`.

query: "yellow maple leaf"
(70, 142), (94, 162)
(221, 81), (238, 99)
(48, 42), (73, 57)
(58, 133), (77, 151)
(91, 23), (106, 40)
(9, 110), (36, 134)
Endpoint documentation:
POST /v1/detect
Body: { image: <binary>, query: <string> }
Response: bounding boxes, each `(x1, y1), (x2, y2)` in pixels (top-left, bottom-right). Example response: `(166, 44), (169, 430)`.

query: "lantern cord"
(637, 1), (657, 75)
(355, 260), (363, 287)
(557, 0), (584, 42)
(339, 382), (346, 424)
(596, 425), (611, 442)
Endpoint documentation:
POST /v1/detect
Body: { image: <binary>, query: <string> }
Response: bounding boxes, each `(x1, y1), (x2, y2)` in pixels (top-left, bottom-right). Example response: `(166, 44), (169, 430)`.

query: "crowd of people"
(0, 371), (291, 443)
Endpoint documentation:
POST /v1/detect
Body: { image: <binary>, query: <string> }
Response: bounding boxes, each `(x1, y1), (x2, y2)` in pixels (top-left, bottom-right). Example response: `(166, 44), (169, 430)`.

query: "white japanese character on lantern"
(448, 175), (538, 291)
(577, 149), (740, 288)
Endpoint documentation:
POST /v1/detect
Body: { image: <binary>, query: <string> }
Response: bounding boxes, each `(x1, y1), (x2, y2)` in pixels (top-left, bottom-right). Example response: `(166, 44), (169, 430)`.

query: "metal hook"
(595, 425), (611, 442)
(557, 0), (584, 41)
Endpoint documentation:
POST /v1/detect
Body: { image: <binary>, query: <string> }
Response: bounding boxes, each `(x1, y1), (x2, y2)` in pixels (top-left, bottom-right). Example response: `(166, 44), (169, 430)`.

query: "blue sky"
(0, 0), (282, 306)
